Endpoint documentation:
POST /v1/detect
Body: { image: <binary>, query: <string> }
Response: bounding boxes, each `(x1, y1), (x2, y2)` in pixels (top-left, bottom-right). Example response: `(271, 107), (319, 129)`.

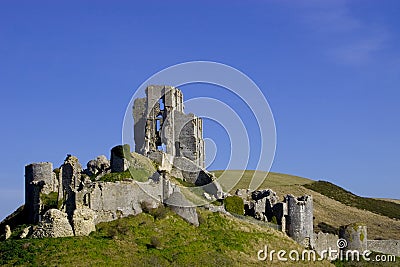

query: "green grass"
(98, 169), (151, 183)
(304, 181), (400, 220)
(212, 170), (313, 193)
(40, 192), (59, 211)
(224, 196), (244, 215)
(0, 209), (331, 266)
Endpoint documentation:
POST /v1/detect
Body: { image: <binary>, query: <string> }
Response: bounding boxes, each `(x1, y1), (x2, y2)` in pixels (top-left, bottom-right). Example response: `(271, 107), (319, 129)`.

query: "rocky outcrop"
(32, 209), (74, 238)
(4, 225), (11, 240)
(72, 207), (96, 236)
(86, 155), (110, 176)
(19, 226), (33, 239)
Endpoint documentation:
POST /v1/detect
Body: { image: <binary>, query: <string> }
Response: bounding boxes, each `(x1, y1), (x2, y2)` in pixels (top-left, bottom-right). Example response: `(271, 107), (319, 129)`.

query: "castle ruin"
(2, 85), (398, 259)
(133, 85), (205, 168)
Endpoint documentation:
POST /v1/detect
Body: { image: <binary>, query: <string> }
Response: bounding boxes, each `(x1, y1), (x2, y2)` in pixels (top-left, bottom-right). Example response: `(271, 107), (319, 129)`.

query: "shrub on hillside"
(224, 196), (244, 215)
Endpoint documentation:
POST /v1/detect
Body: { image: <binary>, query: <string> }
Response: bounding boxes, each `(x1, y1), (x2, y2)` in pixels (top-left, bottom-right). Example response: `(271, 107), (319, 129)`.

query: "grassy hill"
(2, 170), (399, 266)
(0, 208), (332, 267)
(213, 170), (400, 240)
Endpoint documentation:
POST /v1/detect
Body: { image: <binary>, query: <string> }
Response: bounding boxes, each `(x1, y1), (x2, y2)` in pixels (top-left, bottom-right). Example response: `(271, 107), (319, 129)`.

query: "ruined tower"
(133, 85), (205, 168)
(25, 162), (57, 223)
(339, 223), (368, 252)
(285, 194), (314, 248)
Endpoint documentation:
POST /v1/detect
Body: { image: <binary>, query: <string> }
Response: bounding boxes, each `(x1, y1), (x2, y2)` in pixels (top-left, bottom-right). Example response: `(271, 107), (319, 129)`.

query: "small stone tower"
(339, 223), (368, 252)
(286, 194), (314, 248)
(25, 162), (56, 224)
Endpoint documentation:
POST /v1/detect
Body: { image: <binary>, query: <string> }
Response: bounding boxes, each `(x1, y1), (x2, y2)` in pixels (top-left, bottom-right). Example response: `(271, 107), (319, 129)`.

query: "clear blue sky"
(1, 0), (399, 220)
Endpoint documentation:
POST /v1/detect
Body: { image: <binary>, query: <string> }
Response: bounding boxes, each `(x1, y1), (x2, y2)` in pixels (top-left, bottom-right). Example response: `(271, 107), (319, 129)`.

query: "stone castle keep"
(1, 85), (398, 258)
(133, 85), (205, 168)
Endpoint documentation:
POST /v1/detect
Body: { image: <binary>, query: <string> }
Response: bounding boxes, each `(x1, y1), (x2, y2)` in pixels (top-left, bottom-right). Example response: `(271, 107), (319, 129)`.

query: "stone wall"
(339, 223), (368, 252)
(367, 240), (400, 257)
(314, 232), (339, 260)
(59, 155), (82, 220)
(85, 180), (162, 224)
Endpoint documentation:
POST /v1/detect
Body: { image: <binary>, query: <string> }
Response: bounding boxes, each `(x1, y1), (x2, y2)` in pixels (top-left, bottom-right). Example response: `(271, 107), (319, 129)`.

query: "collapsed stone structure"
(235, 189), (314, 248)
(11, 85), (220, 238)
(133, 85), (204, 168)
(2, 84), (398, 260)
(133, 85), (213, 186)
(234, 188), (400, 258)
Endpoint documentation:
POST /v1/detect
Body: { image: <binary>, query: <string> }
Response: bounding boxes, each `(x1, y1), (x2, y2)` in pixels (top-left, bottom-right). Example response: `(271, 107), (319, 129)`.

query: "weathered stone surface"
(110, 145), (131, 172)
(206, 204), (227, 214)
(148, 151), (173, 172)
(339, 223), (367, 252)
(173, 157), (212, 185)
(32, 209), (74, 238)
(87, 180), (162, 224)
(286, 195), (314, 248)
(19, 225), (33, 239)
(165, 192), (199, 226)
(25, 162), (56, 224)
(59, 155), (82, 219)
(4, 225), (11, 240)
(235, 189), (251, 199)
(314, 232), (339, 260)
(239, 189), (279, 223)
(133, 85), (205, 169)
(72, 207), (96, 236)
(368, 240), (400, 257)
(86, 155), (110, 176)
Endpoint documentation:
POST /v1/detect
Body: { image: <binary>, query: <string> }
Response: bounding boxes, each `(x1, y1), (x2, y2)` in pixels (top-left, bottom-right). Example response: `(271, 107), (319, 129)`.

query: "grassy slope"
(303, 181), (400, 220)
(212, 170), (400, 240)
(0, 209), (332, 267)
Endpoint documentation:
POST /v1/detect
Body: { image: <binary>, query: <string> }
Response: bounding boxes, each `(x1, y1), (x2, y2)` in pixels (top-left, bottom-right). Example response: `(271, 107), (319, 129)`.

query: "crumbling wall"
(367, 240), (400, 257)
(339, 223), (368, 252)
(133, 85), (205, 173)
(314, 232), (339, 260)
(86, 181), (162, 224)
(59, 155), (82, 221)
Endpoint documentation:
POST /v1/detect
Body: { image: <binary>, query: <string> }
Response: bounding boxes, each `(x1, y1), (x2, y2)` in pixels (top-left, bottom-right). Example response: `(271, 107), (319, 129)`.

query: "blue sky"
(1, 0), (399, 220)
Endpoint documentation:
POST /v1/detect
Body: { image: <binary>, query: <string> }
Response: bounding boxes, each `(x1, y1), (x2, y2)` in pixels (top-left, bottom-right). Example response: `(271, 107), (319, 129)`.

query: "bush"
(147, 236), (161, 249)
(304, 181), (400, 220)
(141, 203), (168, 220)
(98, 170), (132, 182)
(149, 205), (168, 220)
(40, 192), (58, 211)
(224, 196), (244, 215)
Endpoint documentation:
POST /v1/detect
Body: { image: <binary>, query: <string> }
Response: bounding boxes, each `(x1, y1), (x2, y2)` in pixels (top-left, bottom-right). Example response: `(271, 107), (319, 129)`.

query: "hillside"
(213, 170), (400, 240)
(0, 208), (332, 266)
